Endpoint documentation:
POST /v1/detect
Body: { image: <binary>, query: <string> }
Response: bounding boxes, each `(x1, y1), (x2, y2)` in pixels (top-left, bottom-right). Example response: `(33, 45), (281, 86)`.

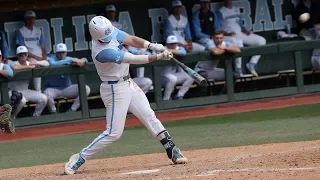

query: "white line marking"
(197, 167), (320, 176)
(120, 169), (161, 175)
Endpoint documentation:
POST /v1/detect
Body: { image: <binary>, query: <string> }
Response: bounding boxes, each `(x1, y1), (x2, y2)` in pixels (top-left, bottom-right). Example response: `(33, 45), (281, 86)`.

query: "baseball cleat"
(171, 147), (188, 164)
(64, 153), (85, 175)
(246, 63), (259, 77)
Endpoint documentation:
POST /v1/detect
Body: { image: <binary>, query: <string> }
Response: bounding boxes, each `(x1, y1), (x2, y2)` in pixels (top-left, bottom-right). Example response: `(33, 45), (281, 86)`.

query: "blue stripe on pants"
(80, 85), (115, 155)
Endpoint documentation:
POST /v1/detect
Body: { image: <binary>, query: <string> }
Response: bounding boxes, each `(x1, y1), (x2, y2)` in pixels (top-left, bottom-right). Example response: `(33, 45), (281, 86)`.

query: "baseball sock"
(157, 130), (176, 159)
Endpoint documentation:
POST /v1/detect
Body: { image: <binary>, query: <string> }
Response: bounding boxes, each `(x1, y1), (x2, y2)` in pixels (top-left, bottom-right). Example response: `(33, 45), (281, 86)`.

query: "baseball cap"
(172, 0), (183, 7)
(24, 11), (36, 18)
(55, 43), (67, 52)
(16, 46), (28, 54)
(106, 5), (116, 12)
(166, 35), (178, 44)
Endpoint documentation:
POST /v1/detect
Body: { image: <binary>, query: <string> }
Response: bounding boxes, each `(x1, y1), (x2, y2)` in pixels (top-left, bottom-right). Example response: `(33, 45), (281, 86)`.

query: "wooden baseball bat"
(171, 57), (208, 86)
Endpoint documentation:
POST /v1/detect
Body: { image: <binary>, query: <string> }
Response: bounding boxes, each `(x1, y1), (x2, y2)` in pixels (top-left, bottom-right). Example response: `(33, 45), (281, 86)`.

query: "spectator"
(124, 45), (154, 94)
(15, 10), (48, 92)
(0, 50), (26, 119)
(295, 0), (320, 40)
(44, 43), (91, 113)
(165, 0), (205, 52)
(104, 5), (123, 29)
(161, 35), (194, 100)
(9, 46), (48, 117)
(217, 0), (266, 77)
(0, 30), (9, 64)
(194, 31), (241, 81)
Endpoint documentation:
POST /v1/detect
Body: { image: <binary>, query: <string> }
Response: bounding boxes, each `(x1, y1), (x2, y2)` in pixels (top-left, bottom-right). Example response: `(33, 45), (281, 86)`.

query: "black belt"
(106, 75), (129, 84)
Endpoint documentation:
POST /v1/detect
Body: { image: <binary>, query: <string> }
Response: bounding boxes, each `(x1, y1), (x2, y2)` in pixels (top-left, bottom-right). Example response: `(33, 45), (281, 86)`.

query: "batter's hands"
(148, 43), (165, 52)
(156, 50), (173, 60)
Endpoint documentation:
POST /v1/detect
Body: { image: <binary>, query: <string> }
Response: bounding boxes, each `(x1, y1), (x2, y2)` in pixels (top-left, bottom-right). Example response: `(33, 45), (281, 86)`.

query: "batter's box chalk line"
(119, 169), (161, 175)
(197, 167), (320, 176)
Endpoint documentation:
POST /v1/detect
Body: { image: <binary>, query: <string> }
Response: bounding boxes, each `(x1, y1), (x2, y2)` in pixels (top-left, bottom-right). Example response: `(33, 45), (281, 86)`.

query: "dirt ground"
(1, 140), (320, 180)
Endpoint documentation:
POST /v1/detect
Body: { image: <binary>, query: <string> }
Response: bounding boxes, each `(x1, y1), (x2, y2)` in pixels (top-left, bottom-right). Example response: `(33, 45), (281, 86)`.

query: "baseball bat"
(171, 57), (208, 86)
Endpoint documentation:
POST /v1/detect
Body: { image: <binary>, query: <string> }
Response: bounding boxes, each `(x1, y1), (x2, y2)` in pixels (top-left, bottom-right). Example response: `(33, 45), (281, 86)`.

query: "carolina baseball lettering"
(2, 0), (297, 58)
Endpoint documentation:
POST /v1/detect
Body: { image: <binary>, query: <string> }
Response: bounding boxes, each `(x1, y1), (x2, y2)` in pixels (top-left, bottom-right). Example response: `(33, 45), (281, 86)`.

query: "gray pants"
(33, 77), (42, 92)
(44, 84), (91, 112)
(0, 90), (27, 118)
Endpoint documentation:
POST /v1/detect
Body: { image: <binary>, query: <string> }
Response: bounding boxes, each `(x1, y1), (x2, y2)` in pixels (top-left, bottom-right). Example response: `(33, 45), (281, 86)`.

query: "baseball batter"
(15, 11), (48, 92)
(44, 43), (91, 113)
(161, 35), (194, 100)
(126, 46), (154, 94)
(0, 50), (26, 119)
(217, 0), (266, 76)
(165, 0), (205, 52)
(9, 46), (48, 117)
(64, 16), (188, 175)
(194, 31), (241, 81)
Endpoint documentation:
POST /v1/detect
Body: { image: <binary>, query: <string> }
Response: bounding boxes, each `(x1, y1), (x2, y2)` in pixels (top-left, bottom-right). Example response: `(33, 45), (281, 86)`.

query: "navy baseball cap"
(172, 0), (183, 7)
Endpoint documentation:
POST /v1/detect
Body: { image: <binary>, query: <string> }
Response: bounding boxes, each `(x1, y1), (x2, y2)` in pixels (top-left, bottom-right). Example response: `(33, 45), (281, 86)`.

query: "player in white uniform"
(161, 35), (194, 100)
(195, 31), (241, 81)
(64, 16), (188, 175)
(43, 43), (91, 113)
(0, 50), (26, 119)
(165, 0), (205, 52)
(15, 11), (48, 92)
(9, 46), (48, 117)
(217, 0), (266, 77)
(104, 5), (123, 30)
(125, 46), (154, 94)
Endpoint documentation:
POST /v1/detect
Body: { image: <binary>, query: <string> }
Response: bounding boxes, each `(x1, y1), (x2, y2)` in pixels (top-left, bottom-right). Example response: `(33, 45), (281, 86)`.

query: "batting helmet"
(89, 16), (117, 43)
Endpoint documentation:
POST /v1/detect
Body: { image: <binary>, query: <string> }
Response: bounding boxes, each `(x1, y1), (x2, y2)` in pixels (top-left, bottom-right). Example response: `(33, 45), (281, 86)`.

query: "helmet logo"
(105, 28), (112, 36)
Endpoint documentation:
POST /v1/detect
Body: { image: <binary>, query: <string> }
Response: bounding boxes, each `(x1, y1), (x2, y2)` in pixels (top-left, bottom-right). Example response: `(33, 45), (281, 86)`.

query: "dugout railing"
(1, 40), (320, 129)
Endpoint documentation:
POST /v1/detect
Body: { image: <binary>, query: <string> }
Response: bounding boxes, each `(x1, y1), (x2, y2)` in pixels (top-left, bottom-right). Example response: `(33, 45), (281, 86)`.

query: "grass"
(1, 103), (320, 169)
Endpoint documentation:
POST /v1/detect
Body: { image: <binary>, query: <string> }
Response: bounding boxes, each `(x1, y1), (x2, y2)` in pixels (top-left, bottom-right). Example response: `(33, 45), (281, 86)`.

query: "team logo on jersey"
(105, 28), (112, 36)
(115, 55), (121, 62)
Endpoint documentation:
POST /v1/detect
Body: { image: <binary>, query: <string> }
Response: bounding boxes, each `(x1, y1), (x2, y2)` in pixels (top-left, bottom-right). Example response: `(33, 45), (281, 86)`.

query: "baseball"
(299, 13), (310, 23)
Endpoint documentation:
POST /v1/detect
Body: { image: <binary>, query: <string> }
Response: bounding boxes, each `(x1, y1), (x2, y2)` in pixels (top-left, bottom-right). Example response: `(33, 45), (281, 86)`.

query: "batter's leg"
(128, 79), (188, 164)
(162, 74), (178, 100)
(132, 77), (153, 94)
(43, 88), (62, 113)
(33, 77), (42, 92)
(20, 89), (48, 116)
(61, 84), (91, 111)
(64, 82), (132, 175)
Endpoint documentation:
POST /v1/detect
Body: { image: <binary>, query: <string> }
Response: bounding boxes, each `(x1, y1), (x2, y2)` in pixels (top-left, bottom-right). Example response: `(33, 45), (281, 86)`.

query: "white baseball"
(299, 13), (310, 23)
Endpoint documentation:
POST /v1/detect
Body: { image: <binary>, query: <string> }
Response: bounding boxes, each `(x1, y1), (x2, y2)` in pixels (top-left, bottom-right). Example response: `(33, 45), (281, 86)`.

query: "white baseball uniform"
(9, 61), (47, 116)
(79, 28), (167, 160)
(127, 47), (153, 94)
(218, 6), (266, 70)
(165, 14), (205, 52)
(161, 46), (193, 100)
(0, 62), (26, 118)
(194, 41), (232, 81)
(16, 25), (46, 92)
(43, 55), (91, 113)
(312, 49), (320, 69)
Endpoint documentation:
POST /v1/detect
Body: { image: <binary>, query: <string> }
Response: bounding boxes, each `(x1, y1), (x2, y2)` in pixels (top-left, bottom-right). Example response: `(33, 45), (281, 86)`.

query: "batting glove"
(148, 43), (165, 52)
(156, 50), (173, 60)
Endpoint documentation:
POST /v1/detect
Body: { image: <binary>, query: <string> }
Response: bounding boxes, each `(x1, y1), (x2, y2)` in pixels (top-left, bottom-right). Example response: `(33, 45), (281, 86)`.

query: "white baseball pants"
(33, 77), (42, 92)
(162, 71), (194, 100)
(44, 84), (91, 112)
(132, 77), (153, 94)
(79, 79), (166, 160)
(20, 89), (47, 116)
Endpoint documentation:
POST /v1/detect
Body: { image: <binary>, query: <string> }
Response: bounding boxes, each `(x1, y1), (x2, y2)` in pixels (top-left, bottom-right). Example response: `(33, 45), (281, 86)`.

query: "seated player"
(9, 46), (48, 117)
(165, 0), (205, 52)
(44, 43), (91, 113)
(194, 31), (241, 81)
(161, 35), (194, 100)
(0, 50), (26, 119)
(217, 0), (266, 76)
